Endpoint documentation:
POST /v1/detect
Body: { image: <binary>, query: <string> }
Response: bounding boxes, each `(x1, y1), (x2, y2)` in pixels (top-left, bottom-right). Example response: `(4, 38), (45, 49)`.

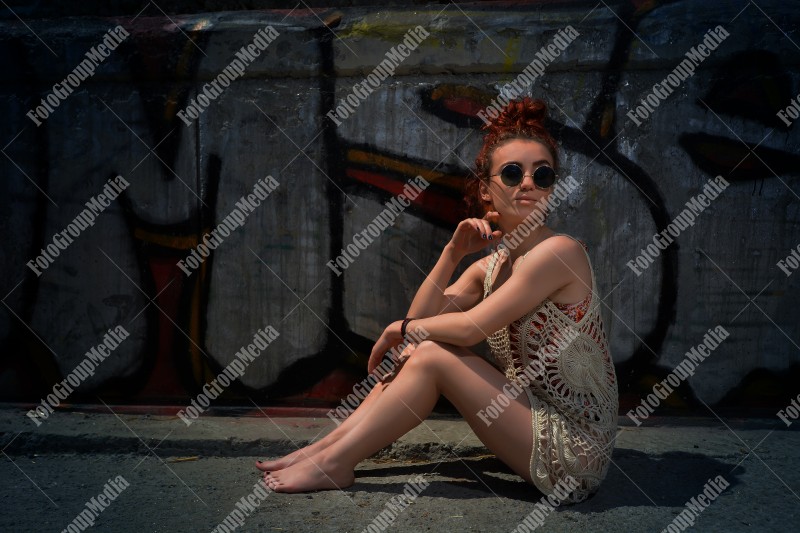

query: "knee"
(405, 340), (460, 372)
(414, 339), (456, 356)
(415, 339), (445, 352)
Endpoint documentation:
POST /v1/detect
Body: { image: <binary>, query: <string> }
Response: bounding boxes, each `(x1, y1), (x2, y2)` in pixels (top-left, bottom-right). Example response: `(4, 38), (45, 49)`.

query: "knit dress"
(481, 234), (618, 503)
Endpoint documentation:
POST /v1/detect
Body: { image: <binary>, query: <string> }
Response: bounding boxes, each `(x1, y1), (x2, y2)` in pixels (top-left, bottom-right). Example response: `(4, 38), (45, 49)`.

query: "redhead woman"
(256, 97), (618, 504)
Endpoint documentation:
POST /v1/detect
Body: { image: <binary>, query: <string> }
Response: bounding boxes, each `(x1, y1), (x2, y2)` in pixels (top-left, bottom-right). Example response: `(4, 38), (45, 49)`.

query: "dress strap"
(482, 248), (505, 298)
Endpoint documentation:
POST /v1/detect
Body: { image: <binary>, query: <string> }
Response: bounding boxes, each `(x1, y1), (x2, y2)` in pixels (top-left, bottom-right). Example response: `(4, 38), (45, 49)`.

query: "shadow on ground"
(351, 447), (741, 510)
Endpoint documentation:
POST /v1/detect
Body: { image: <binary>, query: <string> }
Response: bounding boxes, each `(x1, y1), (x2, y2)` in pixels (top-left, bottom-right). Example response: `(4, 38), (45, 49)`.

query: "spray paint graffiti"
(1, 1), (798, 411)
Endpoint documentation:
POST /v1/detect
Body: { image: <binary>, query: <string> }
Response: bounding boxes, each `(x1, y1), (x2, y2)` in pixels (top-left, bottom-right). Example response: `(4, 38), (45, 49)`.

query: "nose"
(518, 172), (536, 190)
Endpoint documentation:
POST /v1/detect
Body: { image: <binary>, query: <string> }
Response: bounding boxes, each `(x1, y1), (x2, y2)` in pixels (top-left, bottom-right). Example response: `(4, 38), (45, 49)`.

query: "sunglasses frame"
(490, 163), (558, 190)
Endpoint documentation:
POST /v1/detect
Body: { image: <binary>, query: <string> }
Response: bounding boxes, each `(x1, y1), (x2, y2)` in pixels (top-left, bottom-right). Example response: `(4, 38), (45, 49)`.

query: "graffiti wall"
(1, 0), (798, 413)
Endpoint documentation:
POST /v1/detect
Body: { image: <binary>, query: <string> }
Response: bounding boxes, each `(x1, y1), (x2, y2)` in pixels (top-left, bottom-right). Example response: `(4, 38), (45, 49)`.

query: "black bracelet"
(401, 317), (414, 339)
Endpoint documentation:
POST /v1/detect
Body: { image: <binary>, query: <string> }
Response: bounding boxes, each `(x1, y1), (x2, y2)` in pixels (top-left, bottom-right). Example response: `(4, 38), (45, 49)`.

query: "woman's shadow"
(353, 447), (741, 511)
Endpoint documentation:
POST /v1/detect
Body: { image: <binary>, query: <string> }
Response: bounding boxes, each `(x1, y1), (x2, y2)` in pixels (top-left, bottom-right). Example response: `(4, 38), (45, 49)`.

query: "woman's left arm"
(369, 237), (585, 368)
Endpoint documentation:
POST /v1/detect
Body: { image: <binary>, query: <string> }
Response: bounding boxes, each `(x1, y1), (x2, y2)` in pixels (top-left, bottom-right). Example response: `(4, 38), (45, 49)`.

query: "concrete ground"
(1, 407), (798, 532)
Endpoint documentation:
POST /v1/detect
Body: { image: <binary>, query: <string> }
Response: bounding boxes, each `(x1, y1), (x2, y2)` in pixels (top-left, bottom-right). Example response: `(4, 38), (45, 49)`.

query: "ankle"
(316, 430), (343, 448)
(316, 449), (352, 473)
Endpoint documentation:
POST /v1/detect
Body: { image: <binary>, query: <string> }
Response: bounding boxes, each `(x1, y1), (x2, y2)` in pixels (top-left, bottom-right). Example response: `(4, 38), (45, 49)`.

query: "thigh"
(407, 341), (535, 483)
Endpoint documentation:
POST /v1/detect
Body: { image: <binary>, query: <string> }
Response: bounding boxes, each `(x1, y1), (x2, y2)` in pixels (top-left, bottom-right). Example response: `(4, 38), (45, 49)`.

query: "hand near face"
(449, 211), (503, 257)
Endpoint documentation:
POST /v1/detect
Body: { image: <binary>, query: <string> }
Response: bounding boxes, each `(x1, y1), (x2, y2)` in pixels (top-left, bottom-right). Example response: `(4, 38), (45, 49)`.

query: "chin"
(515, 204), (542, 216)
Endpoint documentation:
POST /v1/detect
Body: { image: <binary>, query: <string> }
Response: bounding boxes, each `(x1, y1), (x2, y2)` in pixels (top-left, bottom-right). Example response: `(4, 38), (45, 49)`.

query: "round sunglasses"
(490, 163), (557, 189)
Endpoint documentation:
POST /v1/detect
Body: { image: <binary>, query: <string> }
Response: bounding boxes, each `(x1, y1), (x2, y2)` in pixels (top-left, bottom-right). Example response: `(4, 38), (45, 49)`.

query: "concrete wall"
(1, 0), (798, 412)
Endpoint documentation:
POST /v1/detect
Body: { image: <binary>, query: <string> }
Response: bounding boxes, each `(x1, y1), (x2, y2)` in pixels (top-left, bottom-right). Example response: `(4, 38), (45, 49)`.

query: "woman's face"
(480, 138), (556, 225)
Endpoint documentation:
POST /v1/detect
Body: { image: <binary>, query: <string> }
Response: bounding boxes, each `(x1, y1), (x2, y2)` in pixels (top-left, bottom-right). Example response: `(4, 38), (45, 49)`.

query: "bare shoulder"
(521, 234), (591, 284)
(532, 234), (587, 263)
(526, 234), (592, 299)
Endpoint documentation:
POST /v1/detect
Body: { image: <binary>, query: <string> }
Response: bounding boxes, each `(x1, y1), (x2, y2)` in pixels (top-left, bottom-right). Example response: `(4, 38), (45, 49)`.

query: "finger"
(369, 354), (380, 373)
(468, 218), (487, 238)
(475, 219), (492, 239)
(367, 352), (378, 373)
(463, 218), (480, 230)
(472, 222), (486, 238)
(483, 212), (500, 239)
(400, 343), (415, 356)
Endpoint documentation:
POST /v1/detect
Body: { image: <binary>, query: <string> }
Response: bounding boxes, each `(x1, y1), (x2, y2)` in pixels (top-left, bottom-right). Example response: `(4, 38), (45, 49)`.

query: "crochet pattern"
(482, 234), (618, 503)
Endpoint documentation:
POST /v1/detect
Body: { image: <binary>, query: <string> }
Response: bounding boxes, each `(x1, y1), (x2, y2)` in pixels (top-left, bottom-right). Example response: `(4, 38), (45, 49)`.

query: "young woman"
(256, 98), (618, 504)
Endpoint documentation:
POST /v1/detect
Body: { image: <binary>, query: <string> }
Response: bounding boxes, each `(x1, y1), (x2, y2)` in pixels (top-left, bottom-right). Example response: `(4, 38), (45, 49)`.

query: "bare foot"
(255, 436), (336, 472)
(264, 452), (354, 493)
(255, 448), (314, 473)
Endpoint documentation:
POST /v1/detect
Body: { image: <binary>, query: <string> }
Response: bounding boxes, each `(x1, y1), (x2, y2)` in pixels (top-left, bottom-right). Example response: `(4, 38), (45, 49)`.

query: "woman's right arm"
(406, 212), (502, 319)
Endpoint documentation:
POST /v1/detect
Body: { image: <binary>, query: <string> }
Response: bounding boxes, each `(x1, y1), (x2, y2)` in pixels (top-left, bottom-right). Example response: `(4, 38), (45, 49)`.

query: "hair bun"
(484, 97), (547, 134)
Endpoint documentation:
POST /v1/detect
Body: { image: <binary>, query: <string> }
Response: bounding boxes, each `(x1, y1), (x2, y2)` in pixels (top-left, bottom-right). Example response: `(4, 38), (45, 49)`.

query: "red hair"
(465, 97), (559, 217)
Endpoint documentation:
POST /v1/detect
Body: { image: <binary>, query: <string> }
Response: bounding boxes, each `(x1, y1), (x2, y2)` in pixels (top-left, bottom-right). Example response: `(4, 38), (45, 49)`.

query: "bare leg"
(264, 340), (534, 492)
(256, 375), (391, 472)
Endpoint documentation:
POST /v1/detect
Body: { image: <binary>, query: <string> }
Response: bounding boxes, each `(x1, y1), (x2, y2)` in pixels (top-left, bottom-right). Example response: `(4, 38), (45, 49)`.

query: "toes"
(255, 460), (275, 472)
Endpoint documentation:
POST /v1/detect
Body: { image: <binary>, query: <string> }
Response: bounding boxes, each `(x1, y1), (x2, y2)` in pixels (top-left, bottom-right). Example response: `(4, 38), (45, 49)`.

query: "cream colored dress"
(482, 234), (618, 503)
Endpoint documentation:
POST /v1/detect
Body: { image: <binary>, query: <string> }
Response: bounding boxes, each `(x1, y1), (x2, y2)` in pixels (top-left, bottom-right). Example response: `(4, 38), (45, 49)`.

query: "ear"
(478, 180), (492, 202)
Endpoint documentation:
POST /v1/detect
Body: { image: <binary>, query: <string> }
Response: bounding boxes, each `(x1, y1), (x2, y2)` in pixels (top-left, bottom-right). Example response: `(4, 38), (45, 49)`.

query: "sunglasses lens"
(499, 164), (524, 186)
(534, 166), (556, 188)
